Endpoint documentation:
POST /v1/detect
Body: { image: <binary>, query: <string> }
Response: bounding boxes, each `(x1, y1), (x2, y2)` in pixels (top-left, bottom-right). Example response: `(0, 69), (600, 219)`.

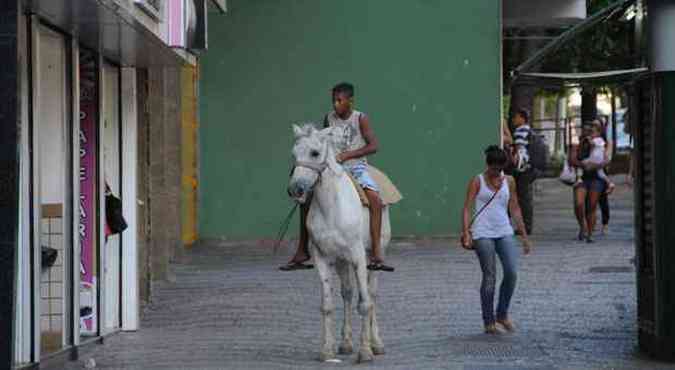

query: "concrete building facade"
(1, 1), (224, 368)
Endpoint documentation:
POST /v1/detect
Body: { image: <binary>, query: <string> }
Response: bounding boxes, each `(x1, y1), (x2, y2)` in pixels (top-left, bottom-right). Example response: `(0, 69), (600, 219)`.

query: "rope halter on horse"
(294, 160), (328, 174)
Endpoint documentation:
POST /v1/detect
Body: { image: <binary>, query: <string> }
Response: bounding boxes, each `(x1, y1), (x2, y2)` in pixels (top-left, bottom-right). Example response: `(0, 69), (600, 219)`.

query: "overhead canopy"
(512, 0), (647, 85)
(209, 0), (228, 13)
(519, 67), (649, 86)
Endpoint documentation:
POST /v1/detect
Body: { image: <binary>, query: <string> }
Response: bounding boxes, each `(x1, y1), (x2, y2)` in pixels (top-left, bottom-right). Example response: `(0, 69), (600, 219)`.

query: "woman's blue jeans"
(473, 236), (520, 326)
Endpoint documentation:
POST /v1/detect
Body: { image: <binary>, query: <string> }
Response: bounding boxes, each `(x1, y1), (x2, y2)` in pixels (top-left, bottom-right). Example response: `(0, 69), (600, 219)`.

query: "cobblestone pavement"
(62, 177), (675, 370)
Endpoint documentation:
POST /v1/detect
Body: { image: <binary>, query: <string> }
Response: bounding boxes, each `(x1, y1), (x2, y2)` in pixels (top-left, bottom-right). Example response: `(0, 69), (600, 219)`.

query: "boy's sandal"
(367, 262), (395, 272)
(279, 261), (314, 271)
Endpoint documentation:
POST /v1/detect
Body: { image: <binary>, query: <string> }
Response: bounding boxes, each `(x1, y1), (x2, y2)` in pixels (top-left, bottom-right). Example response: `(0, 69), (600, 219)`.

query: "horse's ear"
(292, 124), (304, 138)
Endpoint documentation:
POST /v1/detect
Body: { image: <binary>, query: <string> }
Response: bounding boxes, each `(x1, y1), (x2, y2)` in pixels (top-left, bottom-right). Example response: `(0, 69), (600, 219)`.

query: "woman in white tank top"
(460, 146), (532, 334)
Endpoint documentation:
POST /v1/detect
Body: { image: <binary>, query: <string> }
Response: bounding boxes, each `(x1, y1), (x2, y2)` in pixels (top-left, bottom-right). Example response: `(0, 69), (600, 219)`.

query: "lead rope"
(273, 203), (299, 255)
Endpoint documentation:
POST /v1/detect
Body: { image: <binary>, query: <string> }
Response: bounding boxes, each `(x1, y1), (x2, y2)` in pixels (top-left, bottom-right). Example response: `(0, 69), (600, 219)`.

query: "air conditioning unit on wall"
(167, 0), (208, 52)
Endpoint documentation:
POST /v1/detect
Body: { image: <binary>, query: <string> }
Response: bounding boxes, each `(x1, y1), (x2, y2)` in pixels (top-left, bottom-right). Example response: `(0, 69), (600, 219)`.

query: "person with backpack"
(509, 108), (542, 235)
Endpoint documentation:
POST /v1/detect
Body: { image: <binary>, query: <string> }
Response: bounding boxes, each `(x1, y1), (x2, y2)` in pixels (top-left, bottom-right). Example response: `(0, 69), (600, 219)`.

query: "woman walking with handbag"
(460, 146), (532, 334)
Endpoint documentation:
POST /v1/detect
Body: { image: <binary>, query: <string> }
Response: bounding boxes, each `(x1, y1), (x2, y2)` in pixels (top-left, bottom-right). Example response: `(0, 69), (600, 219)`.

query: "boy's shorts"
(347, 163), (379, 192)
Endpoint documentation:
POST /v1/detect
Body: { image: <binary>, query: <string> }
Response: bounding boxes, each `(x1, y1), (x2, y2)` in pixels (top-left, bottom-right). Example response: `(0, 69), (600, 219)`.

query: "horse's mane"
(295, 123), (339, 151)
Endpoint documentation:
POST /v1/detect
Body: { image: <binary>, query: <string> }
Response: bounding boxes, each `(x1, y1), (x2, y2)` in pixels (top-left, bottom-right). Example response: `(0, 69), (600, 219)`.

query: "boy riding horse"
(280, 82), (394, 272)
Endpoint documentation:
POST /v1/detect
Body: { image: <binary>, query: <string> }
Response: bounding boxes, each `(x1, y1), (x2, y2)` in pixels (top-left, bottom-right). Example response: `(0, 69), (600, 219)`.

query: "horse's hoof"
(357, 301), (372, 316)
(357, 349), (374, 363)
(319, 351), (336, 362)
(372, 345), (385, 355)
(338, 343), (353, 355)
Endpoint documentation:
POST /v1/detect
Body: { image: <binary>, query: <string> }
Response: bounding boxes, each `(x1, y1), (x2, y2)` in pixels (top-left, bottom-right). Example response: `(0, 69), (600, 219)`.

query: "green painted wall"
(199, 0), (501, 239)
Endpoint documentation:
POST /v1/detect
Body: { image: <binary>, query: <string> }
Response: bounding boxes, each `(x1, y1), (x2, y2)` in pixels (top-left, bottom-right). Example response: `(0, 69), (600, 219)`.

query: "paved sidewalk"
(62, 177), (674, 369)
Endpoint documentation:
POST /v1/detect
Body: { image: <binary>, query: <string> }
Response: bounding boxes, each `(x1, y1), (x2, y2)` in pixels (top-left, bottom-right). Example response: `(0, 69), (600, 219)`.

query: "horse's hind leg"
(354, 259), (374, 363)
(368, 271), (385, 355)
(314, 256), (336, 361)
(336, 260), (354, 355)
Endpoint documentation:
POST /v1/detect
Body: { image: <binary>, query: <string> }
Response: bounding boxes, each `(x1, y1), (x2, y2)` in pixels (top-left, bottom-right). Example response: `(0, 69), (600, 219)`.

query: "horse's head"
(288, 124), (341, 204)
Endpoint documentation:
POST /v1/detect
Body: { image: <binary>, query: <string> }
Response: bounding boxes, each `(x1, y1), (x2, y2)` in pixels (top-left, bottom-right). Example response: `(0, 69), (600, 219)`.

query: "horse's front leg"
(354, 255), (374, 363)
(336, 260), (354, 355)
(314, 253), (336, 361)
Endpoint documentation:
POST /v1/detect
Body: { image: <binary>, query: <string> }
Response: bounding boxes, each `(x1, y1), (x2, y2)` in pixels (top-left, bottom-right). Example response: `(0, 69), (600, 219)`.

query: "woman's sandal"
(484, 324), (500, 335)
(496, 319), (515, 332)
(367, 262), (395, 272)
(279, 261), (314, 271)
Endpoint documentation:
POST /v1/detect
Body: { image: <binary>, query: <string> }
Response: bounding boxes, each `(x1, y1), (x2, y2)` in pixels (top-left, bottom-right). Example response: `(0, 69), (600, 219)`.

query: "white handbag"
(559, 158), (577, 186)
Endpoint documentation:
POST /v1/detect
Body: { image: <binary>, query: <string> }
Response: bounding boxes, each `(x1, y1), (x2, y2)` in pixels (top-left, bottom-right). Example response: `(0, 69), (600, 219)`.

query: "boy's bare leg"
(280, 201), (312, 270)
(365, 189), (383, 262)
(291, 201), (311, 262)
(365, 189), (393, 271)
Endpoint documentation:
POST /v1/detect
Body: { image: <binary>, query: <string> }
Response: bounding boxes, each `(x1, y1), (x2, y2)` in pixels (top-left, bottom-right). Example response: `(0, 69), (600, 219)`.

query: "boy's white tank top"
(471, 174), (514, 239)
(326, 110), (367, 169)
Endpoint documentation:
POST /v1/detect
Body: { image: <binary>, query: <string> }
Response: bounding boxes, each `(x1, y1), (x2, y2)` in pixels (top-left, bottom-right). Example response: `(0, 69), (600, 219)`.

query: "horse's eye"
(310, 150), (320, 158)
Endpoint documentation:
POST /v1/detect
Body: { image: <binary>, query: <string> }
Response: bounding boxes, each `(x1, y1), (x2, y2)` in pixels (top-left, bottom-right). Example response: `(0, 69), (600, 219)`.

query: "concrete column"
(508, 35), (539, 130)
(163, 68), (183, 263)
(145, 67), (183, 283)
(648, 0), (675, 72)
(0, 1), (20, 367)
(148, 67), (171, 282)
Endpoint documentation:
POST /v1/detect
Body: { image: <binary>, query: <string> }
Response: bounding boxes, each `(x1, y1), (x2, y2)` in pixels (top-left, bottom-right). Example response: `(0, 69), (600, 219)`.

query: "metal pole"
(0, 1), (21, 368)
(610, 88), (617, 160)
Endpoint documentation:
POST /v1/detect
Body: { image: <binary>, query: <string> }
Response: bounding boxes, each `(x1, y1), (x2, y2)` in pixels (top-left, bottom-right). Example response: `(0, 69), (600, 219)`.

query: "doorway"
(34, 23), (74, 357)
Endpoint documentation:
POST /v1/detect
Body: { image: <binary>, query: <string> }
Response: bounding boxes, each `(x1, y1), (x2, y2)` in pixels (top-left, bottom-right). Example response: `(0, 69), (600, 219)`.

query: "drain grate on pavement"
(589, 266), (634, 273)
(463, 366), (555, 370)
(462, 365), (557, 370)
(461, 343), (544, 358)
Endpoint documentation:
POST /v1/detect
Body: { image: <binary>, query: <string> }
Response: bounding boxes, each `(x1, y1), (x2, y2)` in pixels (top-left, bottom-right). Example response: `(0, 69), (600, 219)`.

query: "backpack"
(527, 130), (549, 176)
(105, 192), (128, 234)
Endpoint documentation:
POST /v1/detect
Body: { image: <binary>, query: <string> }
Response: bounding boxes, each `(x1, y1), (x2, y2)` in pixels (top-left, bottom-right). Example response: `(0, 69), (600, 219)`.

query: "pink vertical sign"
(168, 0), (185, 47)
(79, 50), (98, 335)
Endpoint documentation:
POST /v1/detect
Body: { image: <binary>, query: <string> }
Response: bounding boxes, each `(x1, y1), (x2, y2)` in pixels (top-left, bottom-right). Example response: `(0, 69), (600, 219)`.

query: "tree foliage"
(589, 0), (620, 14)
(536, 0), (638, 74)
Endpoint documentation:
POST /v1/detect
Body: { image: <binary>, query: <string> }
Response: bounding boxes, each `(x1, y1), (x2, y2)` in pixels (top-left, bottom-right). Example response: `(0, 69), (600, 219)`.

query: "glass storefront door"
(34, 23), (74, 357)
(102, 61), (122, 332)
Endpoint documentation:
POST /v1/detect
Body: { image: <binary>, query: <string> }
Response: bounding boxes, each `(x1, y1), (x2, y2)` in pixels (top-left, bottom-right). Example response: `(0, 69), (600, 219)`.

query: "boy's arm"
(581, 141), (607, 169)
(507, 176), (531, 254)
(502, 121), (513, 146)
(337, 113), (379, 163)
(604, 139), (613, 163)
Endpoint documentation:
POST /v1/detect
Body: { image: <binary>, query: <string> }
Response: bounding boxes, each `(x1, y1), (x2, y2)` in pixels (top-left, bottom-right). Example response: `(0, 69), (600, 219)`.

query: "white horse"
(287, 124), (390, 363)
